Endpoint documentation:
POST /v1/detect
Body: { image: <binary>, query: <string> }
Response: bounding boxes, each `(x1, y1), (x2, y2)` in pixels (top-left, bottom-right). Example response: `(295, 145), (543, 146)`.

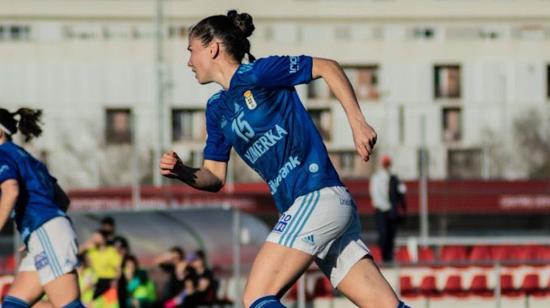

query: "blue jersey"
(204, 55), (343, 213)
(0, 141), (66, 243)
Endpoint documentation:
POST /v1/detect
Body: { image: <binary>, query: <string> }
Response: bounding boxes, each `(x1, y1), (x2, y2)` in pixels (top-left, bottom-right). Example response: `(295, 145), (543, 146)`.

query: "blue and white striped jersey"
(0, 141), (66, 243)
(203, 55), (343, 213)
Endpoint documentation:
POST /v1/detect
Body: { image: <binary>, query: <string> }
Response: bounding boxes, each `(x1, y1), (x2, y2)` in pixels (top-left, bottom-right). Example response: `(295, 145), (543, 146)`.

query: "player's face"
(187, 37), (213, 84)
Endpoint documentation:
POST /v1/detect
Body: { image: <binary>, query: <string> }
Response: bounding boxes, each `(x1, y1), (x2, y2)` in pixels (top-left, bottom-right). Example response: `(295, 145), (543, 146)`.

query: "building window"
(445, 26), (479, 40)
(442, 107), (462, 142)
(339, 151), (356, 171)
(0, 24), (31, 41)
(330, 150), (371, 178)
(308, 108), (332, 141)
(331, 151), (356, 175)
(434, 65), (461, 99)
(344, 66), (380, 100)
(105, 109), (132, 144)
(334, 26), (351, 41)
(480, 29), (500, 40)
(132, 24), (154, 39)
(172, 109), (205, 142)
(412, 27), (435, 40)
(447, 149), (482, 179)
(168, 25), (188, 39)
(64, 24), (101, 40)
(103, 24), (132, 40)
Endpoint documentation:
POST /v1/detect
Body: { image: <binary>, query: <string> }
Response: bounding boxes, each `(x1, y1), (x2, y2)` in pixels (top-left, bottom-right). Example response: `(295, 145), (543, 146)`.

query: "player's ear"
(209, 41), (220, 59)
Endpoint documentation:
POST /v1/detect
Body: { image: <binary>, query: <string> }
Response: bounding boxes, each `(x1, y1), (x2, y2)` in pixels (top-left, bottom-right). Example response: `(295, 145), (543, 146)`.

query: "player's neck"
(217, 62), (240, 90)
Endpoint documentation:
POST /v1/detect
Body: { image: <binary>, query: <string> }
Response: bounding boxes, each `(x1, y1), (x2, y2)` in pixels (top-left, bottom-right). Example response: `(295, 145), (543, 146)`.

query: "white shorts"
(19, 216), (79, 285)
(266, 186), (370, 286)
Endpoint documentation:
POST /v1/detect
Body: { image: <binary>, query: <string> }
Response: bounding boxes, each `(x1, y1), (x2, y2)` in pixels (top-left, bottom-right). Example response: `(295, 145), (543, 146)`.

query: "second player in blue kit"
(0, 108), (84, 308)
(160, 10), (410, 308)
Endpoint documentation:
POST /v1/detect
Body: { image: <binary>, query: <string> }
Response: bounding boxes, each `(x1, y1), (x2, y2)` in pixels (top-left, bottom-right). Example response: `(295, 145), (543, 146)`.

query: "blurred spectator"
(114, 236), (131, 258)
(188, 250), (218, 306)
(100, 216), (129, 246)
(81, 230), (123, 302)
(89, 216), (131, 307)
(100, 216), (117, 243)
(154, 246), (194, 307)
(122, 255), (156, 308)
(369, 155), (407, 262)
(77, 252), (96, 306)
(114, 236), (132, 308)
(164, 276), (201, 308)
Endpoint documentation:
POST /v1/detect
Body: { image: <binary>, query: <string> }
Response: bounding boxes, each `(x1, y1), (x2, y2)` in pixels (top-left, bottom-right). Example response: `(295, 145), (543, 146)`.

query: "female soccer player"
(159, 10), (410, 308)
(0, 108), (84, 308)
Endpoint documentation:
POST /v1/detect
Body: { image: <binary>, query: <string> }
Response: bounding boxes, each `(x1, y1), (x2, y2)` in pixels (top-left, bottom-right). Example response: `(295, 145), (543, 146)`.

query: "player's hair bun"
(227, 10), (255, 38)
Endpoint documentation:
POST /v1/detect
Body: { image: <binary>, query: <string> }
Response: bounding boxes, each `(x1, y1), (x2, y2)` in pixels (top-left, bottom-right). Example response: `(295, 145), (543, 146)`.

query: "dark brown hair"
(0, 108), (43, 142)
(189, 10), (256, 63)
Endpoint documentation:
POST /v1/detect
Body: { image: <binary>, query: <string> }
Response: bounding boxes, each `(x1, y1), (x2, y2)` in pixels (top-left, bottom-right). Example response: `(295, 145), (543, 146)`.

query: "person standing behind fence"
(0, 108), (85, 308)
(369, 155), (407, 263)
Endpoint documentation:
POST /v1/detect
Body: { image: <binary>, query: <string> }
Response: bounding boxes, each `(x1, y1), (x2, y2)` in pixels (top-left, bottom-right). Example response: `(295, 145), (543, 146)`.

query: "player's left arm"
(0, 179), (19, 231)
(312, 57), (377, 161)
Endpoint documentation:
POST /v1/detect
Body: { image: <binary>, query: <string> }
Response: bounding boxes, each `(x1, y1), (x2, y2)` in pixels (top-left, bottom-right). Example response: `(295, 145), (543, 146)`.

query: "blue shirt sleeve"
(251, 55), (313, 88)
(203, 103), (232, 162)
(0, 155), (18, 183)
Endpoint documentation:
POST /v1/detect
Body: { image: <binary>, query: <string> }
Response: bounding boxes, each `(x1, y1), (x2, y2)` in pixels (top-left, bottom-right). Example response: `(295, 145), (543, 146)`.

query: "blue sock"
(398, 300), (411, 308)
(62, 299), (86, 308)
(2, 296), (30, 308)
(250, 295), (285, 308)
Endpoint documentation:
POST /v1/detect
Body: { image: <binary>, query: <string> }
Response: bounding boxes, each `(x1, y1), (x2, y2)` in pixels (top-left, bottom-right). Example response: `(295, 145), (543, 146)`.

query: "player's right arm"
(0, 179), (19, 231)
(312, 57), (376, 161)
(160, 152), (226, 192)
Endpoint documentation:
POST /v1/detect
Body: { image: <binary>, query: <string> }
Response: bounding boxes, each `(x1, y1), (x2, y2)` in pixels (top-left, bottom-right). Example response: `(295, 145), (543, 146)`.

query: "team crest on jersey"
(243, 90), (257, 110)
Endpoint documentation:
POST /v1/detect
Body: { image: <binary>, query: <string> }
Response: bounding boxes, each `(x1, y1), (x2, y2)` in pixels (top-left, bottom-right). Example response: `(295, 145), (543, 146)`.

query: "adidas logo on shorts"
(302, 234), (315, 246)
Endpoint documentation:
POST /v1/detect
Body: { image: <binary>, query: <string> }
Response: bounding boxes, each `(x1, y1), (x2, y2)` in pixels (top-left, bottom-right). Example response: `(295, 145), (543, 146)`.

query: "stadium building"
(1, 0), (549, 188)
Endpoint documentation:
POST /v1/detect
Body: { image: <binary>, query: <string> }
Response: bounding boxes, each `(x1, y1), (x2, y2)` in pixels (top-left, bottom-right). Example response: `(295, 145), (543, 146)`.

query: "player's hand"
(159, 151), (184, 179)
(352, 120), (377, 161)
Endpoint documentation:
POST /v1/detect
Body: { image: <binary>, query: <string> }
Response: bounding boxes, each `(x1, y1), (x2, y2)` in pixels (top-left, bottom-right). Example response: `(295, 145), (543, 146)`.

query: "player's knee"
(246, 295), (285, 308)
(2, 296), (30, 308)
(61, 299), (86, 308)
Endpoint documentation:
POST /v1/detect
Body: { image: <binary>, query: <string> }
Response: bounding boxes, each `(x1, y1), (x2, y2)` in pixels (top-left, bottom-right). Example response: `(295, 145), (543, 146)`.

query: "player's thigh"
(7, 271), (44, 305)
(243, 241), (314, 306)
(43, 271), (80, 308)
(336, 257), (399, 308)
